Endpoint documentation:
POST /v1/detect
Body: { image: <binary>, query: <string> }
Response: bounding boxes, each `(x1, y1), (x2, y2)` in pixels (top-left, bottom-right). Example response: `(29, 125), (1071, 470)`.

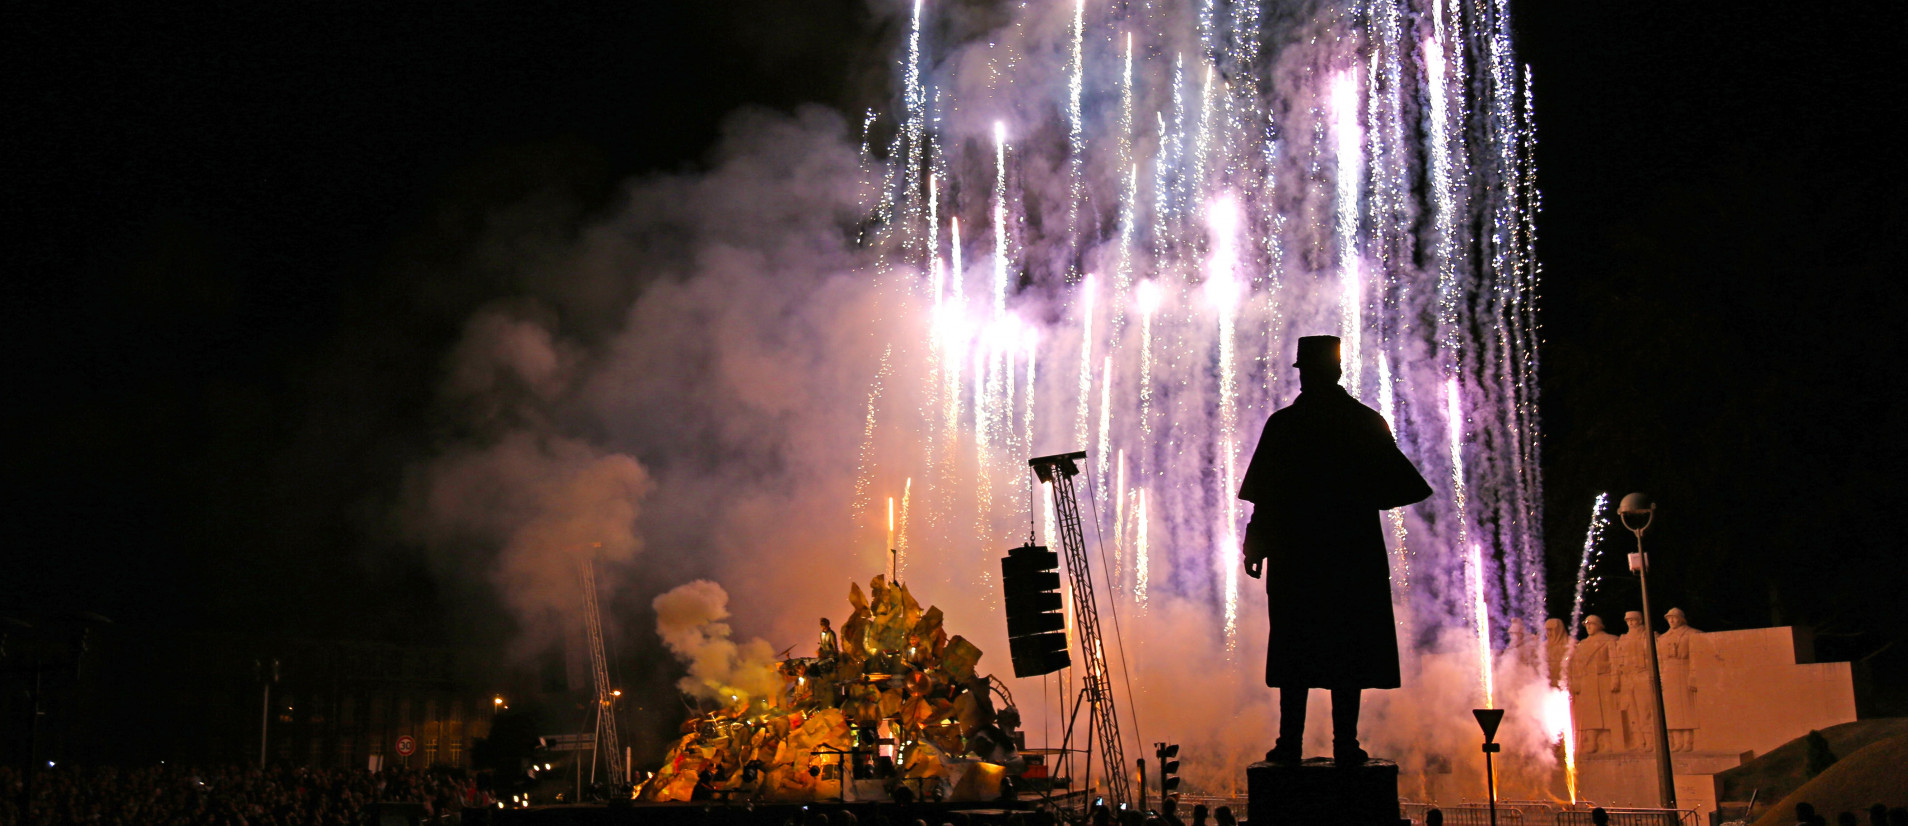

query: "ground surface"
(1715, 717), (1908, 810)
(1746, 734), (1908, 826)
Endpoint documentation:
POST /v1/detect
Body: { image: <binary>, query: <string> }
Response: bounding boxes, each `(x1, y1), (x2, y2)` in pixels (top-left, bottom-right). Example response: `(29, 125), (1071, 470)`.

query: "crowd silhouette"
(0, 763), (482, 826)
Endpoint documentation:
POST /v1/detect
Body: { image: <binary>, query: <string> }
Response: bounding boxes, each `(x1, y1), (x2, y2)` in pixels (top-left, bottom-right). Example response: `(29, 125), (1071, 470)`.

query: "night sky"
(9, 2), (1904, 699)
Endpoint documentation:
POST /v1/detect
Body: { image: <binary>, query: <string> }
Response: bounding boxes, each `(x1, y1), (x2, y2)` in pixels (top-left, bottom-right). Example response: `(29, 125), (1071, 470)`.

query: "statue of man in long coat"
(1239, 335), (1432, 766)
(1614, 610), (1658, 751)
(1656, 607), (1703, 752)
(1568, 615), (1619, 753)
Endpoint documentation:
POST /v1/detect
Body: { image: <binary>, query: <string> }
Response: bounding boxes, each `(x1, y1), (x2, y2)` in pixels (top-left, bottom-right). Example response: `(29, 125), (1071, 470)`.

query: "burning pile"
(637, 575), (1024, 803)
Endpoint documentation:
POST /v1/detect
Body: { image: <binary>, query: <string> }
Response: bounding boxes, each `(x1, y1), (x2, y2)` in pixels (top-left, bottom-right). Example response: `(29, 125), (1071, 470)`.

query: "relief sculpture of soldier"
(1239, 335), (1433, 766)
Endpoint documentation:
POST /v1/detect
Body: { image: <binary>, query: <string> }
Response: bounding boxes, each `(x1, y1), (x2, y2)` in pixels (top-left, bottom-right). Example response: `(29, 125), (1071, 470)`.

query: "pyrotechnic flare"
(1134, 489), (1149, 609)
(1470, 541), (1495, 708)
(928, 175), (942, 305)
(1076, 275), (1096, 454)
(993, 122), (1009, 320)
(1096, 354), (1112, 505)
(1560, 493), (1612, 801)
(1208, 194), (1243, 647)
(1331, 69), (1365, 395)
(897, 478), (913, 581)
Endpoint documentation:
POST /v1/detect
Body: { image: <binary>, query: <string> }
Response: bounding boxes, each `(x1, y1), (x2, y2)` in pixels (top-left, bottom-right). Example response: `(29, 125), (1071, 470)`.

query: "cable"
(1081, 454), (1143, 764)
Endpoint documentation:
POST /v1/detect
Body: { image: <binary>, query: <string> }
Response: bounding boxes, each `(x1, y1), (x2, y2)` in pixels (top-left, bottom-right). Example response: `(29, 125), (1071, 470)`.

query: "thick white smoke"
(653, 580), (782, 703)
(404, 107), (914, 661)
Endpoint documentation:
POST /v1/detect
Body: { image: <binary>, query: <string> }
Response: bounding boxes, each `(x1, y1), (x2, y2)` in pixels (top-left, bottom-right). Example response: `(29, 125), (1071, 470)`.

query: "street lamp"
(256, 658), (280, 769)
(1619, 492), (1676, 810)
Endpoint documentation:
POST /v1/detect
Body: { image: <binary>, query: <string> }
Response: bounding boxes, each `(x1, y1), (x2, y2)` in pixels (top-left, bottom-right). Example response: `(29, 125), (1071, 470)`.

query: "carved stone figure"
(1657, 607), (1702, 752)
(1568, 615), (1619, 753)
(1544, 618), (1569, 687)
(1507, 621), (1540, 672)
(1614, 610), (1659, 751)
(1239, 335), (1432, 766)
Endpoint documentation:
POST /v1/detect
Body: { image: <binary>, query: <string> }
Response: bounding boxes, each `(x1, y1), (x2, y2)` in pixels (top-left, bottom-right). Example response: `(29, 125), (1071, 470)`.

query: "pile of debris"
(637, 575), (1025, 803)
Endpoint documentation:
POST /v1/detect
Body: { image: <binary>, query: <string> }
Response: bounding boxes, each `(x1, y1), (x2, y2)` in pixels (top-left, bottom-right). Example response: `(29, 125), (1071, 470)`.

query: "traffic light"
(1001, 544), (1070, 677)
(1155, 742), (1181, 815)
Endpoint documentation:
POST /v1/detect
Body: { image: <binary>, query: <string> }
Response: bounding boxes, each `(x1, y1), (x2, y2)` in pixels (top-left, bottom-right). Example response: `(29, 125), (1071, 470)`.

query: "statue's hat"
(1294, 335), (1341, 369)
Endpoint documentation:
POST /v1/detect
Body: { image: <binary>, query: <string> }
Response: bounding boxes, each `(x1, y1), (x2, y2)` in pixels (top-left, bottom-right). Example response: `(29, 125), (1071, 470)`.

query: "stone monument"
(1656, 608), (1701, 752)
(1507, 621), (1540, 672)
(1614, 610), (1659, 752)
(1568, 615), (1619, 754)
(1544, 618), (1568, 687)
(1567, 609), (1859, 821)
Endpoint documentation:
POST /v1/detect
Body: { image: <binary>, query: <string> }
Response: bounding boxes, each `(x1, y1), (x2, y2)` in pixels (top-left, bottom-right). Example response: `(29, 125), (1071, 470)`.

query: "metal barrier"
(1497, 800), (1564, 826)
(1403, 802), (1435, 825)
(1441, 804), (1529, 826)
(1557, 807), (1698, 826)
(1401, 803), (1530, 826)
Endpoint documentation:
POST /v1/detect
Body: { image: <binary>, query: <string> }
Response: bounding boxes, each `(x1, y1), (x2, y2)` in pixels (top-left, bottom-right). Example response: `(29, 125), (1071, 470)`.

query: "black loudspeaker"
(1001, 544), (1071, 677)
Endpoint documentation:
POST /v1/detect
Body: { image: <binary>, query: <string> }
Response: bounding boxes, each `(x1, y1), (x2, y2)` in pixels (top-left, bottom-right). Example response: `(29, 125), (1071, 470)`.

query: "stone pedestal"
(1247, 759), (1403, 826)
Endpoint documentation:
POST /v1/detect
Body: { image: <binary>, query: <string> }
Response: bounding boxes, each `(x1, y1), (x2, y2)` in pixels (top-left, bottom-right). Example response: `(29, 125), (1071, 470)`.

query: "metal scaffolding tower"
(580, 556), (625, 786)
(1030, 451), (1132, 808)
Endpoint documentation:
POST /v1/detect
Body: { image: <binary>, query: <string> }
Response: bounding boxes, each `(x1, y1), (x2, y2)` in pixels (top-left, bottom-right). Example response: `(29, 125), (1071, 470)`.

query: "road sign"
(541, 733), (597, 753)
(395, 735), (416, 757)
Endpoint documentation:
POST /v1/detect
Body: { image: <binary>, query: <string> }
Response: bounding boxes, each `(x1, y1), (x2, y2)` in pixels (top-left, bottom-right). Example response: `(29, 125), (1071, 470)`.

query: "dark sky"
(7, 1), (1903, 679)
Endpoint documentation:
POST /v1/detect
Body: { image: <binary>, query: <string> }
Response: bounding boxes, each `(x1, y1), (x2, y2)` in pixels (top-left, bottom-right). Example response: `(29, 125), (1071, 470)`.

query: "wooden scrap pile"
(636, 575), (1023, 803)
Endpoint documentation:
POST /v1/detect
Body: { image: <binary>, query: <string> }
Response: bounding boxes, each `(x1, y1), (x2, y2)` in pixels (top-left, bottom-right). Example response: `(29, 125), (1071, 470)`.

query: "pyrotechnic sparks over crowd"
(840, 0), (1546, 787)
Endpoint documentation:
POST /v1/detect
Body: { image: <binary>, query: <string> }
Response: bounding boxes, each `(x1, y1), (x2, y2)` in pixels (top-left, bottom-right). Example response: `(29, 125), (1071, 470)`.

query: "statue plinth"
(1246, 758), (1404, 826)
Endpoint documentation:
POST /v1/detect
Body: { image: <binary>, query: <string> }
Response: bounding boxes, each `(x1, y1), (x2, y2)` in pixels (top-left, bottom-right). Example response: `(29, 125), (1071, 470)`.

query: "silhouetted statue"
(1239, 335), (1432, 766)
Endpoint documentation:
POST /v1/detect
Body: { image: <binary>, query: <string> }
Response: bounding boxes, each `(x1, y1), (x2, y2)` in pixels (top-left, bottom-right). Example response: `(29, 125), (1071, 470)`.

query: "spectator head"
(1841, 813), (1860, 826)
(1870, 805), (1889, 826)
(1214, 806), (1235, 826)
(1192, 804), (1209, 825)
(1798, 803), (1817, 823)
(1427, 808), (1443, 826)
(1591, 807), (1610, 826)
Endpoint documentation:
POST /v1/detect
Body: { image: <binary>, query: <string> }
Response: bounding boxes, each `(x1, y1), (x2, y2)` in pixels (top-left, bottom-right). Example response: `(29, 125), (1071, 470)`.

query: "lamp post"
(1472, 709), (1505, 826)
(257, 657), (280, 769)
(1619, 492), (1676, 809)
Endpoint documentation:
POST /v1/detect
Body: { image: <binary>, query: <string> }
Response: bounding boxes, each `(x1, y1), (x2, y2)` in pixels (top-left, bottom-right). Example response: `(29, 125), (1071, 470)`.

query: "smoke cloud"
(653, 580), (782, 703)
(404, 106), (890, 655)
(407, 308), (654, 654)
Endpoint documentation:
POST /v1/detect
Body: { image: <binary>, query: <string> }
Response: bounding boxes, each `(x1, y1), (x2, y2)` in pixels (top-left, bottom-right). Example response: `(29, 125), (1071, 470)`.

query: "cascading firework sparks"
(1560, 493), (1612, 802)
(850, 0), (1542, 770)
